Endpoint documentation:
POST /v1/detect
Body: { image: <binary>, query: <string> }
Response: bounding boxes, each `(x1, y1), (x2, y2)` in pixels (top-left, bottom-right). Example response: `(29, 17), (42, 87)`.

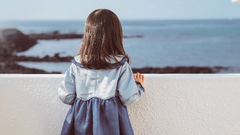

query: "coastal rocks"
(0, 41), (15, 59)
(132, 66), (228, 74)
(7, 54), (229, 74)
(0, 62), (228, 74)
(0, 28), (37, 52)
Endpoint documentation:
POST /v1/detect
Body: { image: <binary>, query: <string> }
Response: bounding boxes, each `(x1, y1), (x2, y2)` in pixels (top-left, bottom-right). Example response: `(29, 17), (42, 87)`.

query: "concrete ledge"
(1, 74), (240, 135)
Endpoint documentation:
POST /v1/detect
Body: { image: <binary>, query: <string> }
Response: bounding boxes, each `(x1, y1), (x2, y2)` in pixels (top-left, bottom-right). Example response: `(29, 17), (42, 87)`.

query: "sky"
(0, 0), (240, 20)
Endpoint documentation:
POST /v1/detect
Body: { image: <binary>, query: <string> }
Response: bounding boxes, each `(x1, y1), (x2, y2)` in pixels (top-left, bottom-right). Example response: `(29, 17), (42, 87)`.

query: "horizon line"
(0, 18), (240, 22)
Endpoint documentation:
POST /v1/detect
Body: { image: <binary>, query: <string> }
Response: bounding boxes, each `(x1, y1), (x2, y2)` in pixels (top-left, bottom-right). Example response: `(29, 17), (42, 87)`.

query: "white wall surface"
(0, 74), (240, 135)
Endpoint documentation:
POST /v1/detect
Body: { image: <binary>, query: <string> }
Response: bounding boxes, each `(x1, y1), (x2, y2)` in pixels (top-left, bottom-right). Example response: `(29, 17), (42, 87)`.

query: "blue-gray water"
(1, 19), (240, 73)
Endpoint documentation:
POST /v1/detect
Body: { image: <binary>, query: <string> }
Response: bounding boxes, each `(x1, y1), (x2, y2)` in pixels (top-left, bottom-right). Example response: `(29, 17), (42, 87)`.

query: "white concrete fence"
(1, 74), (240, 135)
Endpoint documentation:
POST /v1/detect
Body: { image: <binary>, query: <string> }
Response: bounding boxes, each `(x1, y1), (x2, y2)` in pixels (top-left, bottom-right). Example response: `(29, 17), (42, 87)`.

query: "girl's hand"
(133, 72), (145, 86)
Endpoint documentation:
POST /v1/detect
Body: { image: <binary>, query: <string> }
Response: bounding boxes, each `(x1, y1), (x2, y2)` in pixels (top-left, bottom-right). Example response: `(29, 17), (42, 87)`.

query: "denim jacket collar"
(71, 55), (131, 69)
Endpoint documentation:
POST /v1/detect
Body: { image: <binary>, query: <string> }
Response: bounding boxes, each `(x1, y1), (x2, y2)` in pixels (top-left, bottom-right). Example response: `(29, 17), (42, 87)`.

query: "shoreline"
(1, 54), (229, 74)
(132, 66), (228, 74)
(0, 62), (228, 74)
(0, 28), (237, 74)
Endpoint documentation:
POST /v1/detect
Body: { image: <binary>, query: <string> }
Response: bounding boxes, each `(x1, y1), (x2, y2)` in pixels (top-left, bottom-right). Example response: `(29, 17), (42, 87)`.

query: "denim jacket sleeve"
(58, 63), (76, 105)
(117, 62), (145, 106)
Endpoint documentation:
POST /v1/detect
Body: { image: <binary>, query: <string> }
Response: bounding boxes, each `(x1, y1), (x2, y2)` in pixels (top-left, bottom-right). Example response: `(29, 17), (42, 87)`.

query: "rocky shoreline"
(0, 28), (230, 74)
(0, 61), (228, 74)
(132, 66), (228, 74)
(0, 54), (228, 74)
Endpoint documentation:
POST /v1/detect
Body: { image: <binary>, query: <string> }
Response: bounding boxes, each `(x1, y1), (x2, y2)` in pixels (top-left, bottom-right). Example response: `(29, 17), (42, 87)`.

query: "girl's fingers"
(139, 74), (142, 80)
(135, 74), (138, 80)
(133, 73), (145, 86)
(142, 75), (145, 85)
(141, 75), (145, 86)
(137, 72), (140, 79)
(142, 75), (145, 81)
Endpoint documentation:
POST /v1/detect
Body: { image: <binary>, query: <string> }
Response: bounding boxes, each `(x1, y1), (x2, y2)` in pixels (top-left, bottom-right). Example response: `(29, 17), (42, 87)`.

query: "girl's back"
(58, 9), (145, 135)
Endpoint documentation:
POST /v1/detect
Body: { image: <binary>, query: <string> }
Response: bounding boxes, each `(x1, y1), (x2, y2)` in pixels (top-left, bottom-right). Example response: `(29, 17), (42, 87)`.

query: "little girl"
(58, 9), (145, 135)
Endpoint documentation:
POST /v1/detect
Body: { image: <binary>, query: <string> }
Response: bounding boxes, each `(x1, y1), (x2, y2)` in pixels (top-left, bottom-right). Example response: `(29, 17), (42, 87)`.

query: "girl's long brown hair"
(75, 9), (129, 69)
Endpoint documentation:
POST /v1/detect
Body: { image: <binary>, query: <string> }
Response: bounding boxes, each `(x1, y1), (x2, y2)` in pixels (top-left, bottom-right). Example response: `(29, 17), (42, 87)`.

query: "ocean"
(1, 19), (240, 73)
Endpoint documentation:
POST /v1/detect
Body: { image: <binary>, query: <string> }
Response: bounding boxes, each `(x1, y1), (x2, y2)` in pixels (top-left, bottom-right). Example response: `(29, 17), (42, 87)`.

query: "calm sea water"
(1, 19), (240, 73)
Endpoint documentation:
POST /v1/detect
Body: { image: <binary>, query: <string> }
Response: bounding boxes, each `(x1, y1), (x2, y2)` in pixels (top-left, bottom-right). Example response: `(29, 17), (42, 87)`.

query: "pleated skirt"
(60, 96), (134, 135)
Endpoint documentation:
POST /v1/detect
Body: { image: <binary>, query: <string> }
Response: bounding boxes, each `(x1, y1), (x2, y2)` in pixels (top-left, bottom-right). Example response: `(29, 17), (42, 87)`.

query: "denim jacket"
(58, 55), (145, 106)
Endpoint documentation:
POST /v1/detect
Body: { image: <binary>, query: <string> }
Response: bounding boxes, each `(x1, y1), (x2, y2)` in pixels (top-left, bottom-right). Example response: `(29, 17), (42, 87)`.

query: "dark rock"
(0, 28), (37, 52)
(132, 66), (228, 74)
(0, 41), (15, 62)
